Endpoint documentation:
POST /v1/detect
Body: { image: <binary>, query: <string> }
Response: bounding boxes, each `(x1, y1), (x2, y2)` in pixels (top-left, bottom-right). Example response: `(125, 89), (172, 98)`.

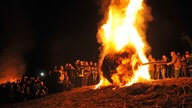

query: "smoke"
(0, 8), (34, 83)
(181, 34), (192, 49)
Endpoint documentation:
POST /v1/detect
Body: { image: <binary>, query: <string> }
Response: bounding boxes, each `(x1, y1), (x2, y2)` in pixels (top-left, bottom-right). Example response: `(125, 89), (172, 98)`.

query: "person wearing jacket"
(167, 51), (181, 78)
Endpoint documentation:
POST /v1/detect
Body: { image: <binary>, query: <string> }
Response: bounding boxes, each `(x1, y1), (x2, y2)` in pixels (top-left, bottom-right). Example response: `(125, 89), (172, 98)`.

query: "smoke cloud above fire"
(0, 8), (34, 83)
(181, 34), (192, 49)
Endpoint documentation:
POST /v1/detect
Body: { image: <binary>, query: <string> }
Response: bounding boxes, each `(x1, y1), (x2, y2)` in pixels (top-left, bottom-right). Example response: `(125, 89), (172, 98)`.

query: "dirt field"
(2, 77), (192, 108)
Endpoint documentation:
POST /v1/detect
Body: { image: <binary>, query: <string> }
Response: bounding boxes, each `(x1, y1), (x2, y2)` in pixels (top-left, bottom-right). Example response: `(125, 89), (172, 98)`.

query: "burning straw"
(96, 0), (153, 87)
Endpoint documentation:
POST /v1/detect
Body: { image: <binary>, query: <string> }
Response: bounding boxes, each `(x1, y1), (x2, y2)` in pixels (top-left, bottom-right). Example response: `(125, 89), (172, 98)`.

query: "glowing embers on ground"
(96, 0), (153, 88)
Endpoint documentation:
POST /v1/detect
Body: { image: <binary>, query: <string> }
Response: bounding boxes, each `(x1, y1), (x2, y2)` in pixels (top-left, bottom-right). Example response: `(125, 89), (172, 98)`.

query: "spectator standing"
(92, 62), (99, 85)
(180, 56), (187, 77)
(68, 63), (77, 87)
(83, 61), (91, 86)
(160, 55), (169, 79)
(155, 60), (161, 80)
(167, 51), (181, 78)
(185, 51), (192, 77)
(148, 54), (156, 79)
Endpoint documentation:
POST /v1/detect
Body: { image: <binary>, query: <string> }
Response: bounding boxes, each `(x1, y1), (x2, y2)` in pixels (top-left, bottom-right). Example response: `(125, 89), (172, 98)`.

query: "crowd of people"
(0, 76), (48, 104)
(0, 59), (100, 104)
(0, 50), (192, 104)
(46, 60), (99, 93)
(148, 51), (192, 80)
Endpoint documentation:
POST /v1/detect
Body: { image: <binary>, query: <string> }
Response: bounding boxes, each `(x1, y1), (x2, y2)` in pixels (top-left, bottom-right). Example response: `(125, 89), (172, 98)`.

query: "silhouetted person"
(160, 55), (169, 79)
(148, 54), (156, 79)
(185, 51), (192, 77)
(180, 56), (187, 77)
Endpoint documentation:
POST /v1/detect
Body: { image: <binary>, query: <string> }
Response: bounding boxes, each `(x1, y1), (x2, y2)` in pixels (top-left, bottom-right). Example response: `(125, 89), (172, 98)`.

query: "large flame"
(96, 0), (153, 88)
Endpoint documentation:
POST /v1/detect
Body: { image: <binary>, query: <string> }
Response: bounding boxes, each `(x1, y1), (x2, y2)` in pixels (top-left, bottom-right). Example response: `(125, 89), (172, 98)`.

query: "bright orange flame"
(96, 0), (153, 88)
(95, 75), (111, 89)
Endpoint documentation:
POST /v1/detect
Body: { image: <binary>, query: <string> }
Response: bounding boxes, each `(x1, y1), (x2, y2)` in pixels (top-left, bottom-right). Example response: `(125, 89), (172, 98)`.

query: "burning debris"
(101, 49), (140, 86)
(97, 0), (153, 87)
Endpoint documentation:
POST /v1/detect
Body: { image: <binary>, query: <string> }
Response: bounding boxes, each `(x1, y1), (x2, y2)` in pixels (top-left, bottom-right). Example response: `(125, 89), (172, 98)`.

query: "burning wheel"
(101, 51), (140, 85)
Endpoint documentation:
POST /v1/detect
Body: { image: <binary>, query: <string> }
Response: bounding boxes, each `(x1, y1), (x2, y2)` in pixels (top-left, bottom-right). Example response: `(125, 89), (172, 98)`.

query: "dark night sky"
(0, 0), (191, 75)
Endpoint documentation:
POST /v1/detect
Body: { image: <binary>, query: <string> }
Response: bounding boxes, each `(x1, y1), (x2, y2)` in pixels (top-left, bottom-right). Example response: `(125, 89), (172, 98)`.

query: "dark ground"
(1, 77), (192, 108)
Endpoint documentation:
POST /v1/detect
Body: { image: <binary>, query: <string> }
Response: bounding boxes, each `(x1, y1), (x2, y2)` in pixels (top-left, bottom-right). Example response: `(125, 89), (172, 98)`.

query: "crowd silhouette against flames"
(0, 50), (192, 104)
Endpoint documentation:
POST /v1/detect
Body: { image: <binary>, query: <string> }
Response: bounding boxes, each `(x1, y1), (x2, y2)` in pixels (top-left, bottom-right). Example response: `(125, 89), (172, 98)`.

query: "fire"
(0, 77), (18, 84)
(96, 0), (153, 88)
(0, 65), (22, 84)
(0, 55), (25, 84)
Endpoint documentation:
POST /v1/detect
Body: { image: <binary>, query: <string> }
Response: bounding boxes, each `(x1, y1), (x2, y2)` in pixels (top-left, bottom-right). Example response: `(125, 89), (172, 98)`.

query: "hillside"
(2, 77), (192, 108)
